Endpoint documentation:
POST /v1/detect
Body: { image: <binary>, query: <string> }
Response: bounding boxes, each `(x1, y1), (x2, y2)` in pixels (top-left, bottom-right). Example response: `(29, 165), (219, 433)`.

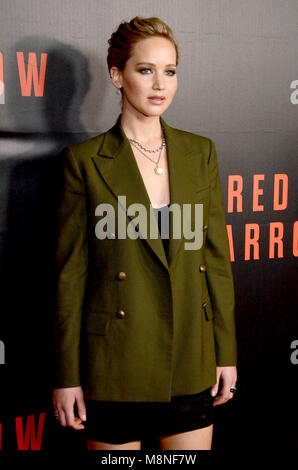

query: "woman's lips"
(148, 97), (165, 104)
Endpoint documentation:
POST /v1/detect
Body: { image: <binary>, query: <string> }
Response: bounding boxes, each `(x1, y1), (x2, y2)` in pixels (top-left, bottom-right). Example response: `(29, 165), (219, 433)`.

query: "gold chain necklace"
(128, 126), (166, 175)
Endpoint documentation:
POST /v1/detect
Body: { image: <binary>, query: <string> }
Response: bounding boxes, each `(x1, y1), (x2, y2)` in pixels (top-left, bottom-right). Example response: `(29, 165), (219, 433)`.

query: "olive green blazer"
(52, 113), (237, 402)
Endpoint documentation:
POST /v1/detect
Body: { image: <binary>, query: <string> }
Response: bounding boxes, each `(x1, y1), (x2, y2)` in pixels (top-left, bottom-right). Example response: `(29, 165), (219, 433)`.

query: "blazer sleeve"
(205, 138), (237, 366)
(52, 146), (88, 388)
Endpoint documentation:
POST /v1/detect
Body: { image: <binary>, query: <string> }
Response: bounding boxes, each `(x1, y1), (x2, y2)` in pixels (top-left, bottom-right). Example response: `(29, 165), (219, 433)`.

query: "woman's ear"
(110, 66), (122, 90)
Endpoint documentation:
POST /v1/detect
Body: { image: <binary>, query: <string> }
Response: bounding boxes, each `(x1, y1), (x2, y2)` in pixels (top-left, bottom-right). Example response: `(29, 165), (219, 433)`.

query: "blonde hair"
(107, 16), (179, 99)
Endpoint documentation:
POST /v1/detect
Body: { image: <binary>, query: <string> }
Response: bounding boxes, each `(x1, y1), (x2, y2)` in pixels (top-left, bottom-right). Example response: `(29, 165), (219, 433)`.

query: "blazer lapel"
(162, 117), (205, 268)
(91, 113), (203, 272)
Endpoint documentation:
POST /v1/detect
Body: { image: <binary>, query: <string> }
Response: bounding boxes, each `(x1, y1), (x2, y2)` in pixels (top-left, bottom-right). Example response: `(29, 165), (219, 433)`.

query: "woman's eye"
(139, 68), (176, 76)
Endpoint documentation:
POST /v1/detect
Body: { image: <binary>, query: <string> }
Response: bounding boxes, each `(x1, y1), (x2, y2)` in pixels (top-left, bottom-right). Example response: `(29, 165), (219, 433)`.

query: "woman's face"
(113, 36), (178, 117)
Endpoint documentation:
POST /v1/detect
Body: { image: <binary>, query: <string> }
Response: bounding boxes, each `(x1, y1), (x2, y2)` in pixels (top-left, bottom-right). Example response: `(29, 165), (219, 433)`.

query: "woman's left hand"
(210, 366), (237, 406)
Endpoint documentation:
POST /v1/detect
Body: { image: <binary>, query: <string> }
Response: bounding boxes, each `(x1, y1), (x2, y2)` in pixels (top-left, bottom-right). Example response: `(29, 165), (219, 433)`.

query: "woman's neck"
(120, 110), (163, 145)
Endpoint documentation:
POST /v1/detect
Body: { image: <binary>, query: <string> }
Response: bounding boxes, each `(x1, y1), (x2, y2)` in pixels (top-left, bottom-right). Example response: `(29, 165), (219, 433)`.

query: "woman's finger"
(57, 408), (67, 427)
(65, 404), (85, 430)
(76, 396), (87, 423)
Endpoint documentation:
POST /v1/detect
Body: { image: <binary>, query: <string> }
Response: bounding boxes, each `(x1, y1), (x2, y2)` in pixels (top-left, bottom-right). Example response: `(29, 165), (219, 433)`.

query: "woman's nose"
(153, 73), (165, 89)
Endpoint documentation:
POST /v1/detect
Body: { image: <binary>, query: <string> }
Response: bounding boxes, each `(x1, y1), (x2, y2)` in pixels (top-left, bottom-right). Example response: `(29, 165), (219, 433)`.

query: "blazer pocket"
(202, 297), (214, 321)
(84, 311), (111, 335)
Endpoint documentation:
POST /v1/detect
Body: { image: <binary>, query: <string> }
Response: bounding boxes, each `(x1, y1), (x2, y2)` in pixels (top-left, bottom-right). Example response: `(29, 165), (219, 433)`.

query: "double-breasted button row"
(199, 264), (207, 272)
(116, 272), (126, 318)
(117, 271), (127, 280)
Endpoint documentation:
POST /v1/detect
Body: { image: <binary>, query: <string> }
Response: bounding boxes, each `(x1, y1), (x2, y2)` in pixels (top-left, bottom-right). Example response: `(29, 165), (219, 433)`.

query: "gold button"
(202, 301), (207, 308)
(199, 264), (207, 272)
(203, 224), (208, 231)
(116, 309), (125, 319)
(117, 271), (127, 280)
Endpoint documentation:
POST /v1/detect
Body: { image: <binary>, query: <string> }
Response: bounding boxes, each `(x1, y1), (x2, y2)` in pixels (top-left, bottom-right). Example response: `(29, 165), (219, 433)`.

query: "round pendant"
(154, 166), (163, 175)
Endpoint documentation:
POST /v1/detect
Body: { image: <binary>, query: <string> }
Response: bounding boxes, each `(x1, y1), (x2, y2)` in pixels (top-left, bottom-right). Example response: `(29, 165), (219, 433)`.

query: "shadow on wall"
(0, 36), (94, 451)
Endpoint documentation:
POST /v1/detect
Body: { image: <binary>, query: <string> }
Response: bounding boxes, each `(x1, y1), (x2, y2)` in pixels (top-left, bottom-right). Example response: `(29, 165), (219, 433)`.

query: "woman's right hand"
(52, 386), (87, 430)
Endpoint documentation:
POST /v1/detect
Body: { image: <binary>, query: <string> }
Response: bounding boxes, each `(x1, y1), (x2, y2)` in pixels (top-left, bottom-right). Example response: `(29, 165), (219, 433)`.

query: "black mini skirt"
(84, 387), (215, 444)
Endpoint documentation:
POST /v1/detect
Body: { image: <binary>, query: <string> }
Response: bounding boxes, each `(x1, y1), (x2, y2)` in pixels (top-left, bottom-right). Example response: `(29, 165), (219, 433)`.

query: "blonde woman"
(52, 16), (238, 450)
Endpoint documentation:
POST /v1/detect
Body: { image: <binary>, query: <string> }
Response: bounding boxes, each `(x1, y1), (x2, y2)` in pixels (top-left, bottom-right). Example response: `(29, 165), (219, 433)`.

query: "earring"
(116, 88), (121, 95)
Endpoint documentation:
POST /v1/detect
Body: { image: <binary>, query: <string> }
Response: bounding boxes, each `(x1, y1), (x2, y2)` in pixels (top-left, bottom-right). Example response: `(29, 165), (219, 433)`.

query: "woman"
(52, 16), (238, 450)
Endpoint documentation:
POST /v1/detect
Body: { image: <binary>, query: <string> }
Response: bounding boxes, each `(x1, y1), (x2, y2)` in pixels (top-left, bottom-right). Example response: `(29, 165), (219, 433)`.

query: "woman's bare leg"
(86, 438), (142, 450)
(158, 424), (213, 450)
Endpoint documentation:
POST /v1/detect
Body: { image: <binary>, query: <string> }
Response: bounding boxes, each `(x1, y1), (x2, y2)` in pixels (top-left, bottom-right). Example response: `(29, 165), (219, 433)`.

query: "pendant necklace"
(128, 125), (166, 176)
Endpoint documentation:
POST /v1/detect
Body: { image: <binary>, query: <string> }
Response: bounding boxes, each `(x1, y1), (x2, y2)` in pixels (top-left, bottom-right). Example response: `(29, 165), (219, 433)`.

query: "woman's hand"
(52, 386), (87, 430)
(210, 366), (237, 406)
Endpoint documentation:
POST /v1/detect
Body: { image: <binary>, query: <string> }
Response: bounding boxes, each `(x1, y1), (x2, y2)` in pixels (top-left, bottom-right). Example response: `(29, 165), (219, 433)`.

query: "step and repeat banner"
(0, 0), (297, 453)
